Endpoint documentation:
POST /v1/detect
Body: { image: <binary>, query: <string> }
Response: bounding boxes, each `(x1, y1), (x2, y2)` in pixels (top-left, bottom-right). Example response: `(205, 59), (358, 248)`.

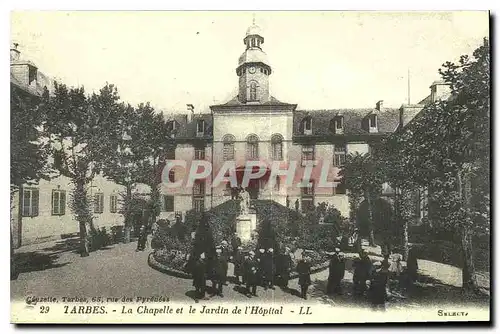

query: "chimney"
(376, 100), (384, 111)
(430, 81), (451, 103)
(186, 104), (194, 122)
(10, 43), (20, 62)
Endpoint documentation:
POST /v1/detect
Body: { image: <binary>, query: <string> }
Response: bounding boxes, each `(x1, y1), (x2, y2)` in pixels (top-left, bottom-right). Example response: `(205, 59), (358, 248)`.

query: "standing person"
(231, 234), (242, 258)
(296, 255), (312, 300)
(136, 225), (147, 252)
(244, 251), (259, 297)
(336, 251), (346, 294)
(232, 246), (244, 285)
(295, 199), (300, 212)
(388, 253), (403, 292)
(406, 247), (419, 285)
(257, 248), (266, 287)
(192, 253), (207, 301)
(353, 250), (372, 296)
(211, 247), (226, 297)
(262, 248), (275, 290)
(327, 249), (345, 295)
(326, 252), (339, 295)
(276, 247), (292, 289)
(220, 240), (230, 285)
(286, 195), (290, 209)
(368, 261), (389, 311)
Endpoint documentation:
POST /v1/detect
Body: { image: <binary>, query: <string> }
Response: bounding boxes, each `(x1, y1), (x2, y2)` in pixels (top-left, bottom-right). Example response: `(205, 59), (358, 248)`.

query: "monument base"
(235, 213), (257, 244)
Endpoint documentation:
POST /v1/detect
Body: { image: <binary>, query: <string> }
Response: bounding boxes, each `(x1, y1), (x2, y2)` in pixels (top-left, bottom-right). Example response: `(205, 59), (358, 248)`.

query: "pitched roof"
(293, 108), (400, 137)
(212, 95), (296, 108)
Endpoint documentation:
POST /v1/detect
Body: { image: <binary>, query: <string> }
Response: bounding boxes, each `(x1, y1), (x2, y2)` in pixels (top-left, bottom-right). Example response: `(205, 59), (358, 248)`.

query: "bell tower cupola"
(236, 18), (272, 104)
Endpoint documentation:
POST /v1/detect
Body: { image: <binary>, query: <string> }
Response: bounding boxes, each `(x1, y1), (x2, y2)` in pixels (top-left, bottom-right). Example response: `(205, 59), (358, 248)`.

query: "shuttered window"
(94, 193), (104, 214)
(52, 189), (66, 215)
(22, 188), (39, 217)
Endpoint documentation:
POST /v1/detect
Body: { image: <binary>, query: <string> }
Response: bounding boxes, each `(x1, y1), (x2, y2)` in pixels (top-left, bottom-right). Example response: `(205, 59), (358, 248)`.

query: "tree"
(100, 103), (141, 243)
(385, 39), (490, 291)
(339, 152), (384, 246)
(44, 82), (122, 257)
(10, 85), (52, 278)
(125, 103), (173, 226)
(192, 213), (216, 260)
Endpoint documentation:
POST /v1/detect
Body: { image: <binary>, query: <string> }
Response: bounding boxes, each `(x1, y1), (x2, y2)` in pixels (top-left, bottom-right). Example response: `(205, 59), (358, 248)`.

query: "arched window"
(246, 134), (259, 160)
(222, 134), (235, 161)
(249, 82), (257, 101)
(271, 134), (283, 160)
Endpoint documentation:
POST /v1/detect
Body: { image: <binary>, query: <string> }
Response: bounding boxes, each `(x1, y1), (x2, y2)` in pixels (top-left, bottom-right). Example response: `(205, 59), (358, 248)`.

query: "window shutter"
(61, 191), (66, 215)
(51, 190), (56, 215)
(100, 194), (104, 213)
(32, 189), (39, 217)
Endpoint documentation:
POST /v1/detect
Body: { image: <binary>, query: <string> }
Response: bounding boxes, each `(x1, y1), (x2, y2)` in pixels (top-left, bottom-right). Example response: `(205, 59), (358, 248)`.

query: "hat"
(216, 248), (222, 253)
(259, 249), (265, 253)
(285, 247), (291, 251)
(249, 251), (255, 255)
(335, 248), (340, 253)
(237, 246), (242, 250)
(200, 253), (206, 259)
(221, 240), (228, 245)
(268, 248), (273, 252)
(373, 261), (382, 267)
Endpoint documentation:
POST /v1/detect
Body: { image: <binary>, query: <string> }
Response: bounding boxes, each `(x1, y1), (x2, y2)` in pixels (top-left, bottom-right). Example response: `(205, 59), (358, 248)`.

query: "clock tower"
(236, 20), (272, 104)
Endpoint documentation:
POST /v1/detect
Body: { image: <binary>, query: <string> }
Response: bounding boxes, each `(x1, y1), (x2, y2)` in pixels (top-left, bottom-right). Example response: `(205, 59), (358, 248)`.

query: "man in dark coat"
(296, 255), (312, 300)
(276, 247), (293, 289)
(256, 248), (266, 287)
(262, 248), (275, 290)
(231, 235), (242, 258)
(211, 247), (226, 297)
(220, 241), (230, 285)
(192, 253), (207, 300)
(353, 250), (372, 296)
(244, 251), (259, 297)
(232, 246), (244, 285)
(327, 249), (346, 295)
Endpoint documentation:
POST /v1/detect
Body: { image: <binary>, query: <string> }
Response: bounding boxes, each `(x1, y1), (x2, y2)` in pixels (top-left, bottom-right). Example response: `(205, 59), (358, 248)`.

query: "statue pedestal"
(235, 213), (257, 243)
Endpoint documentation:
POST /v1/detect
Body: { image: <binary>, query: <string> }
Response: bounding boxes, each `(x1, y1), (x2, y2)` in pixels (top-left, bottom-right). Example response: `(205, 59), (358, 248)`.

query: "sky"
(10, 11), (489, 113)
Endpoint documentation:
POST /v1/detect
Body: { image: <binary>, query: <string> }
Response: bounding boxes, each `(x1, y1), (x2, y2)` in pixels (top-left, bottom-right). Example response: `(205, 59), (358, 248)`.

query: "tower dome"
(246, 23), (262, 37)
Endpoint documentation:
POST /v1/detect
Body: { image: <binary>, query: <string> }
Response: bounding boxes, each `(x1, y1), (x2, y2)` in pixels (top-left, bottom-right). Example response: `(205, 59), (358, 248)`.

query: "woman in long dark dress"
(368, 262), (389, 311)
(192, 253), (207, 300)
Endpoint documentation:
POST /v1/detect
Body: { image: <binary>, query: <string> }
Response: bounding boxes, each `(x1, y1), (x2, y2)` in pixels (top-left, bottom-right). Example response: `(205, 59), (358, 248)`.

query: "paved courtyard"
(11, 238), (490, 309)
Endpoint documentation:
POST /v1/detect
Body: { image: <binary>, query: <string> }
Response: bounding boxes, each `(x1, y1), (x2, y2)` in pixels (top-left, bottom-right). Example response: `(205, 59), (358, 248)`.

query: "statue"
(239, 188), (250, 215)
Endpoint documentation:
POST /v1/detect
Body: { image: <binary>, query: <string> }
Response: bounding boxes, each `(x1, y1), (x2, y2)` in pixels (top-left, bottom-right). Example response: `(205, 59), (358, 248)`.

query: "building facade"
(11, 23), (450, 247)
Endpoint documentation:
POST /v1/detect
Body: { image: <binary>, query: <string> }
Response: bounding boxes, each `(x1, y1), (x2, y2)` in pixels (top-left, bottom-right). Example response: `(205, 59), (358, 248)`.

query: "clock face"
(249, 66), (256, 74)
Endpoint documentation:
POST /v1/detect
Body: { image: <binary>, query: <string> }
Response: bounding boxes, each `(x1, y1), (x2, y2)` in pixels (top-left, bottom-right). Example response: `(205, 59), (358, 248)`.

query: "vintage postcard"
(10, 11), (490, 324)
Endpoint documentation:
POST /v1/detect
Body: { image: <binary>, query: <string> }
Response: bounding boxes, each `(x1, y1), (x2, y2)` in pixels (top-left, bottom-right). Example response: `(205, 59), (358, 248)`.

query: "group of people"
(189, 242), (309, 301)
(350, 249), (419, 311)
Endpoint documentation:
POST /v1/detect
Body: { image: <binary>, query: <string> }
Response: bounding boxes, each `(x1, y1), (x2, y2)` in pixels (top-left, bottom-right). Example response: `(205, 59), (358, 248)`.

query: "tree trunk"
(149, 183), (160, 225)
(366, 192), (376, 247)
(400, 187), (410, 261)
(457, 169), (478, 291)
(10, 188), (18, 279)
(73, 179), (91, 257)
(460, 226), (477, 290)
(122, 184), (133, 244)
